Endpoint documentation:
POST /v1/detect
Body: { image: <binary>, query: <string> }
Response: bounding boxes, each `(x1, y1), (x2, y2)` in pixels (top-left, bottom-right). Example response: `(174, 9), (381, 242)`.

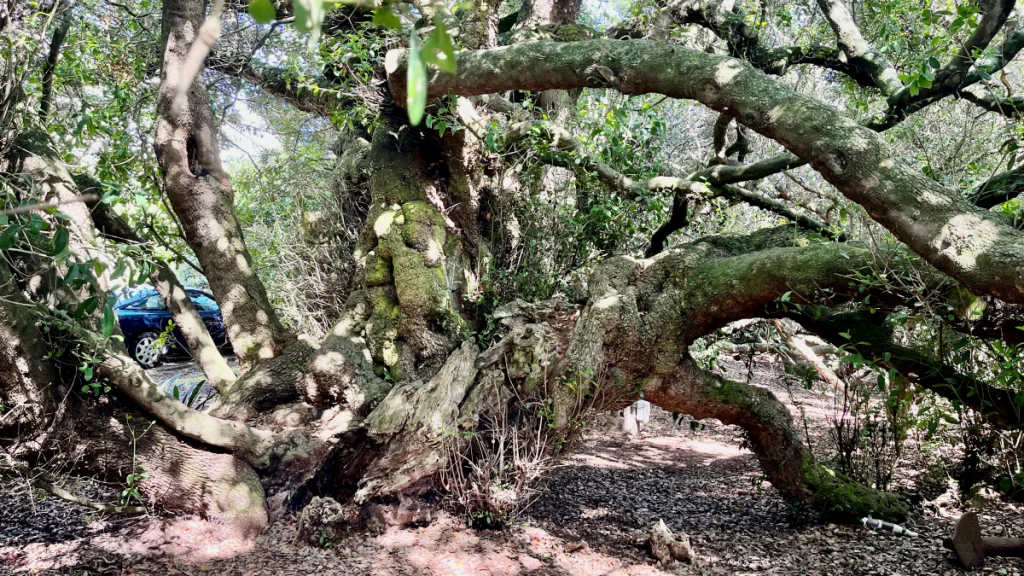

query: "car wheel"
(130, 331), (166, 369)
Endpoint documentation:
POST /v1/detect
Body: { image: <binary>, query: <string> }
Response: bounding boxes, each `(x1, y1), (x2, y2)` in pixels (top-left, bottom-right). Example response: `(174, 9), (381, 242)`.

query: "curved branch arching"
(387, 38), (1024, 303)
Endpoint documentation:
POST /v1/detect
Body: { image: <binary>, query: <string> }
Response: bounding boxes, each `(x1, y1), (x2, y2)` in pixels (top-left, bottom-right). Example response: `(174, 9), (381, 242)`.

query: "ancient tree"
(4, 0), (1024, 537)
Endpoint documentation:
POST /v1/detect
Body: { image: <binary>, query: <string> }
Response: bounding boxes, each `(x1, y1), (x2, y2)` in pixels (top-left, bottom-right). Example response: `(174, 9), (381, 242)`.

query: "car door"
(117, 294), (174, 343)
(188, 291), (228, 347)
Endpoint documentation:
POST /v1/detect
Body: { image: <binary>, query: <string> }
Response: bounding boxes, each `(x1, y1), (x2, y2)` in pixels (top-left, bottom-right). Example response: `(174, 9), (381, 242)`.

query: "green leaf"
(50, 228), (69, 256)
(77, 296), (99, 319)
(928, 56), (941, 69)
(249, 0), (276, 24)
(999, 477), (1013, 494)
(372, 5), (402, 30)
(102, 301), (115, 338)
(406, 30), (428, 126)
(422, 20), (457, 74)
(0, 224), (19, 250)
(293, 0), (326, 46)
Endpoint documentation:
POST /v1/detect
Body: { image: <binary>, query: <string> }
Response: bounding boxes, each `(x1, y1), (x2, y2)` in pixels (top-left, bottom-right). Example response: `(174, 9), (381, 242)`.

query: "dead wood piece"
(294, 496), (360, 545)
(633, 519), (695, 568)
(363, 495), (434, 532)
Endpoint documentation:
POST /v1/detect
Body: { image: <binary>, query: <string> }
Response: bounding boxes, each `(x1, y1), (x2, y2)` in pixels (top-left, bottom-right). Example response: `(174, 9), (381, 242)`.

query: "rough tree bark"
(156, 0), (289, 368)
(0, 260), (55, 448)
(0, 146), (269, 533)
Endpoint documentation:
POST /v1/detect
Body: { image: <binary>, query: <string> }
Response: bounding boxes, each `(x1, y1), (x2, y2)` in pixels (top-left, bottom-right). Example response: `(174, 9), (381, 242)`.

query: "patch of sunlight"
(384, 49), (402, 74)
(919, 188), (953, 206)
(714, 60), (744, 86)
(234, 254), (252, 275)
(646, 437), (746, 459)
(381, 340), (400, 367)
(426, 237), (442, 263)
(768, 105), (789, 122)
(319, 406), (356, 438)
(934, 214), (1000, 270)
(858, 174), (880, 191)
(374, 210), (398, 237)
(593, 295), (622, 310)
(570, 452), (631, 469)
(848, 131), (872, 151)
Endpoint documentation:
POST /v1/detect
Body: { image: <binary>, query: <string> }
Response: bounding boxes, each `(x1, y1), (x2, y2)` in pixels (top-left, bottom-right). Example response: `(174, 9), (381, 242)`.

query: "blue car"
(114, 288), (229, 368)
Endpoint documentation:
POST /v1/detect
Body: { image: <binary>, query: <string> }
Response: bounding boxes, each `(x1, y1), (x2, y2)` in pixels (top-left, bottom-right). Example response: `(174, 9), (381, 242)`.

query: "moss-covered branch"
(643, 360), (908, 521)
(386, 38), (1024, 303)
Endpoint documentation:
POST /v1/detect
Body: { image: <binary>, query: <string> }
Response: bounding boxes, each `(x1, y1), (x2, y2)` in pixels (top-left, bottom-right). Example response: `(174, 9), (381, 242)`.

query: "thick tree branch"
(815, 0), (903, 96)
(943, 0), (1016, 81)
(958, 84), (1024, 119)
(791, 309), (1024, 430)
(694, 152), (806, 185)
(641, 358), (905, 520)
(70, 322), (277, 468)
(560, 234), (908, 520)
(969, 161), (1024, 209)
(207, 52), (350, 117)
(641, 0), (855, 81)
(891, 0), (1015, 110)
(39, 12), (70, 121)
(158, 0), (290, 367)
(387, 38), (1024, 303)
(646, 192), (688, 257)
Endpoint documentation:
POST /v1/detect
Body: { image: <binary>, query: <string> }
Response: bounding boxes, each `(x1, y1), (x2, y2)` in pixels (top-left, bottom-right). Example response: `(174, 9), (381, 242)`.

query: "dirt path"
(4, 356), (1024, 575)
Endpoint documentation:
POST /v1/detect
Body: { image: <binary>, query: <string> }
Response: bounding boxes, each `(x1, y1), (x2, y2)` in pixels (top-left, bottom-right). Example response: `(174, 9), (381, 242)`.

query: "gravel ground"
(146, 358), (236, 410)
(3, 355), (1024, 575)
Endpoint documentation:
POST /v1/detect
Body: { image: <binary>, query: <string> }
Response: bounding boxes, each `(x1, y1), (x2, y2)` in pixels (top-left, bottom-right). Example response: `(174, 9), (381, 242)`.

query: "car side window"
(141, 295), (167, 310)
(190, 294), (216, 312)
